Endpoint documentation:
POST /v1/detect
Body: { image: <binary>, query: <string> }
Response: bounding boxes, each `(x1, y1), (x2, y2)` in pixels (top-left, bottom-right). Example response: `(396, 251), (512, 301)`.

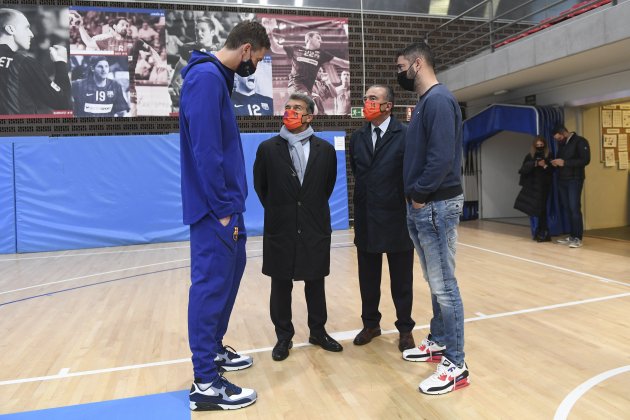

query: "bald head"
(0, 9), (33, 50)
(0, 8), (21, 27)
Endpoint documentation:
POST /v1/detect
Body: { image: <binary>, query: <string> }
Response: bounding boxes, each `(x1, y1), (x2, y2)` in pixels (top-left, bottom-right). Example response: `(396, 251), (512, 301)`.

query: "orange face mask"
(363, 100), (387, 122)
(283, 110), (305, 130)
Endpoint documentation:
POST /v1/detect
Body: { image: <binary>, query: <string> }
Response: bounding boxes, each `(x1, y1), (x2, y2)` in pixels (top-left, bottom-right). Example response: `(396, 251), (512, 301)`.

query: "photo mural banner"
(0, 6), (350, 119)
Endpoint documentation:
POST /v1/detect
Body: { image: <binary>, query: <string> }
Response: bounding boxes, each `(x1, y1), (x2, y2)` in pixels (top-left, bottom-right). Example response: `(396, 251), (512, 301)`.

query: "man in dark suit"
(254, 92), (342, 361)
(349, 85), (416, 352)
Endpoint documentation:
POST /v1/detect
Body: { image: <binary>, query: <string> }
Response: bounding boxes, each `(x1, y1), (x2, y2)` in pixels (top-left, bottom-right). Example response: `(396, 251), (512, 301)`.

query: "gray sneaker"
(189, 375), (257, 411)
(569, 238), (583, 248)
(557, 236), (573, 245)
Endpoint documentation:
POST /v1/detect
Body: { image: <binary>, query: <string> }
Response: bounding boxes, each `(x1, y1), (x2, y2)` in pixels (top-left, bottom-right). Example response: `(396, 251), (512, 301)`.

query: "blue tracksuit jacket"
(179, 50), (247, 225)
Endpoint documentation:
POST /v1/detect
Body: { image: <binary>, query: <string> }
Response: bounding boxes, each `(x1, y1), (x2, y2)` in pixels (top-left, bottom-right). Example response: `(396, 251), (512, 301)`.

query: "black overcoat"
(253, 134), (337, 280)
(349, 117), (413, 253)
(514, 153), (553, 217)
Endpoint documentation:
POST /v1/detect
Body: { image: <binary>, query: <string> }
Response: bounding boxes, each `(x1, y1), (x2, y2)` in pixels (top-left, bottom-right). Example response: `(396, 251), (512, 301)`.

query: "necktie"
(374, 127), (382, 152)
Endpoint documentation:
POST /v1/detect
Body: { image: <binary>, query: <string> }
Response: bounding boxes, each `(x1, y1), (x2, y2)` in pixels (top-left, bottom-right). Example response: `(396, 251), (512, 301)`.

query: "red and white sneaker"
(419, 357), (470, 395)
(402, 337), (445, 362)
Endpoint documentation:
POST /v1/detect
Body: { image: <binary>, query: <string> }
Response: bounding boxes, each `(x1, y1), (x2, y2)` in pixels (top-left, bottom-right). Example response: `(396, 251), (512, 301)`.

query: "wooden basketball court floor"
(1, 221), (628, 419)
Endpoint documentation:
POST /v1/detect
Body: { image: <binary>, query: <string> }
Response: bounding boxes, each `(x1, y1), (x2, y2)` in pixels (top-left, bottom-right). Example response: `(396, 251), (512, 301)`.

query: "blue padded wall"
(14, 134), (187, 253)
(7, 132), (348, 253)
(0, 143), (16, 254)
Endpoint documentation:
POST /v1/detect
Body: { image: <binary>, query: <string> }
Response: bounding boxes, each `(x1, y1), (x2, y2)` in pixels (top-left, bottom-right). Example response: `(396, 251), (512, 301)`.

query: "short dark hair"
(305, 31), (320, 42)
(368, 84), (395, 106)
(195, 16), (215, 31)
(224, 20), (271, 51)
(397, 42), (434, 69)
(0, 8), (21, 30)
(552, 124), (568, 135)
(113, 17), (128, 26)
(288, 93), (315, 114)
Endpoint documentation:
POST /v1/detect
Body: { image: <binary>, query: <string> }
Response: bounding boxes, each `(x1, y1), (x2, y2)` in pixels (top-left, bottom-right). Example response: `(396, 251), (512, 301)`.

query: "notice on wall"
(602, 110), (613, 127)
(604, 149), (616, 167)
(618, 151), (628, 170)
(618, 134), (628, 152)
(603, 134), (617, 148)
(601, 104), (630, 169)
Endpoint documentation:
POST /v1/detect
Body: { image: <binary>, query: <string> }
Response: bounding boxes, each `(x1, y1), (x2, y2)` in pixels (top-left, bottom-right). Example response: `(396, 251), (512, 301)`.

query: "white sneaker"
(402, 336), (445, 362)
(189, 375), (257, 411)
(419, 357), (470, 395)
(569, 238), (583, 248)
(556, 236), (573, 245)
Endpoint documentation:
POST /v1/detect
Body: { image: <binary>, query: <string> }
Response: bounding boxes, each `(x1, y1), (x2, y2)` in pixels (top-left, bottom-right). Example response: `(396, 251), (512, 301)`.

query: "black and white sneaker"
(189, 375), (257, 411)
(419, 357), (470, 395)
(214, 345), (253, 371)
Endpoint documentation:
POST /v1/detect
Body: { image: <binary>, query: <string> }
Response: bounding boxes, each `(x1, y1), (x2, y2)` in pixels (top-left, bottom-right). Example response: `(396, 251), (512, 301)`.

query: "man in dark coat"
(253, 92), (342, 362)
(551, 124), (590, 248)
(349, 85), (416, 353)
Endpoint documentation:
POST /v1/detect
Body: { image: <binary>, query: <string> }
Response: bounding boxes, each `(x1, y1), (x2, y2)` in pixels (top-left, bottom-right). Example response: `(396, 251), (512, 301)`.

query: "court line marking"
(458, 242), (630, 287)
(0, 244), (356, 297)
(1, 291), (628, 387)
(553, 365), (630, 420)
(0, 233), (355, 262)
(0, 259), (189, 296)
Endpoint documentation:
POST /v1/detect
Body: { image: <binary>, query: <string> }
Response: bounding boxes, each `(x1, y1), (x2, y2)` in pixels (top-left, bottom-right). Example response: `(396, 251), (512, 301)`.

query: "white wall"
(480, 131), (533, 219)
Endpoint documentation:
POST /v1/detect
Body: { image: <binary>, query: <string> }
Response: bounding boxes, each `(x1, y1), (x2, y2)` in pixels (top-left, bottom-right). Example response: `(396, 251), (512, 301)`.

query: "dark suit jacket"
(253, 134), (337, 280)
(349, 116), (413, 253)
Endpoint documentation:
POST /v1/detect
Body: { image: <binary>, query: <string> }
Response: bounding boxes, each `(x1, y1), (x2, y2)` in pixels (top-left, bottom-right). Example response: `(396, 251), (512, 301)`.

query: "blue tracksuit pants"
(188, 212), (246, 383)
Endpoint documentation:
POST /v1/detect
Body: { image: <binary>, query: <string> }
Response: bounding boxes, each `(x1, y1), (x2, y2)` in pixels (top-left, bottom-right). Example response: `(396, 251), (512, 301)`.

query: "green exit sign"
(351, 107), (364, 119)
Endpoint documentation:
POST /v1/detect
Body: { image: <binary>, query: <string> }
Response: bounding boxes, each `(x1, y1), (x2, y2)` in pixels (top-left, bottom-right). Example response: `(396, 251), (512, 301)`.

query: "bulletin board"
(600, 104), (630, 170)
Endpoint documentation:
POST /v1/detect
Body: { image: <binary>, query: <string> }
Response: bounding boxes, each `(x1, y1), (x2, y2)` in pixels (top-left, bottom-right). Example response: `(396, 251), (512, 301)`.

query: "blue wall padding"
(8, 132), (348, 253)
(14, 134), (188, 252)
(0, 143), (16, 254)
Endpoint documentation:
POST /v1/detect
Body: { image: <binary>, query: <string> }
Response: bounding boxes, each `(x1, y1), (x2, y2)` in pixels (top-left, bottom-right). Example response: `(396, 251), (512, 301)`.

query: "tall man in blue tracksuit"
(396, 42), (470, 396)
(179, 21), (269, 411)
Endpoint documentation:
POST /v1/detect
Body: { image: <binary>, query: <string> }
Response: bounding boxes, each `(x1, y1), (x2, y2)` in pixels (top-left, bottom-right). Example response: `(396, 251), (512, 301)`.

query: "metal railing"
(426, 0), (618, 72)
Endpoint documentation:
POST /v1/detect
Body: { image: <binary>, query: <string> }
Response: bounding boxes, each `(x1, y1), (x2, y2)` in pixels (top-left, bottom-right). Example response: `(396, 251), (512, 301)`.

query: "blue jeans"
(557, 179), (584, 240)
(406, 194), (465, 365)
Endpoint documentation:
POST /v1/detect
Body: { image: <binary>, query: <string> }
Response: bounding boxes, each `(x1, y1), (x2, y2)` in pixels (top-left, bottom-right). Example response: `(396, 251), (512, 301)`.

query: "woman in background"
(514, 136), (553, 242)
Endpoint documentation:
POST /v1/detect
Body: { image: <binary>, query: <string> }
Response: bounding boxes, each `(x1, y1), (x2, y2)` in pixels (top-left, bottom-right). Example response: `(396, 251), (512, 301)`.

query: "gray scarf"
(280, 125), (314, 184)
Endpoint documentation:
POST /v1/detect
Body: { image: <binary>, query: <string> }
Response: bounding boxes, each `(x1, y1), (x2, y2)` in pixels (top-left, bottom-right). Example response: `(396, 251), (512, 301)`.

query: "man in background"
(263, 18), (349, 96)
(70, 11), (134, 54)
(72, 56), (129, 117)
(232, 72), (273, 116)
(0, 8), (70, 116)
(334, 70), (351, 115)
(551, 124), (591, 248)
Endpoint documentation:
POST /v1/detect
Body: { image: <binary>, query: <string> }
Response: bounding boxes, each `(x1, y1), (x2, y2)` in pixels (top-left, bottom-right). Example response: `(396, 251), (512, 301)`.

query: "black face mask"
(397, 70), (415, 92)
(535, 146), (545, 151)
(236, 59), (256, 77)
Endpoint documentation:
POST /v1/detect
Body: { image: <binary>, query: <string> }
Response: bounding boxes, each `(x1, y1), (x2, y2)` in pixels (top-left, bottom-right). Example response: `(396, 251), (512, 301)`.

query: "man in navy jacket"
(396, 42), (469, 396)
(179, 21), (269, 412)
(551, 124), (591, 248)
